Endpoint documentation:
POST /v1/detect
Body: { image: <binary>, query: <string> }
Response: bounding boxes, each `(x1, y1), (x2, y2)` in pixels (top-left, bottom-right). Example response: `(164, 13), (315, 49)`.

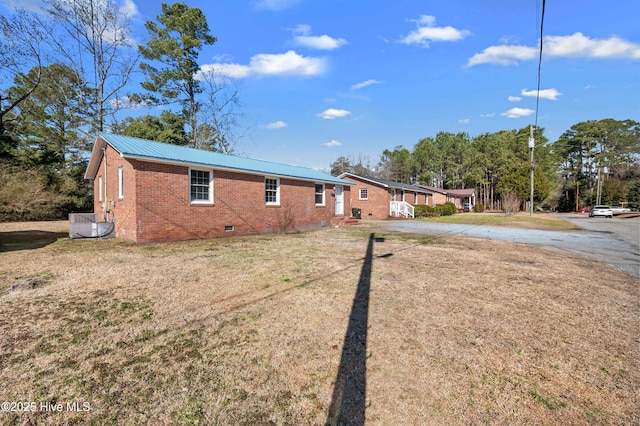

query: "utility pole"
(596, 166), (607, 205)
(528, 125), (535, 216)
(596, 167), (601, 205)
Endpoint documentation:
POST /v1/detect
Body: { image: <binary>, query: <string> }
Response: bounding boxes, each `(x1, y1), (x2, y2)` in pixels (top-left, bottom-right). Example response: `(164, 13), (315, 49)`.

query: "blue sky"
(2, 0), (640, 170)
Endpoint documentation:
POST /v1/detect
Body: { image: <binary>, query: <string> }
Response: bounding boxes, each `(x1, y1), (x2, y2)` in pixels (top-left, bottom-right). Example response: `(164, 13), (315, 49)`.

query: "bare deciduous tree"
(501, 190), (521, 216)
(0, 9), (49, 137)
(194, 69), (244, 153)
(46, 0), (138, 132)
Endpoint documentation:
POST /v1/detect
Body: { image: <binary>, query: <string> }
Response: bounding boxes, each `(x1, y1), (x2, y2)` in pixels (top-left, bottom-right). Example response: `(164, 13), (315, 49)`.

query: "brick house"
(416, 185), (476, 209)
(84, 134), (353, 243)
(445, 188), (476, 209)
(338, 173), (433, 219)
(421, 186), (448, 205)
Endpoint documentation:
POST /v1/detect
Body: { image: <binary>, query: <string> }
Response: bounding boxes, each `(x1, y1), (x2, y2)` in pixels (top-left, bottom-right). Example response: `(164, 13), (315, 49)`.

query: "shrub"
(501, 190), (521, 216)
(0, 163), (64, 221)
(442, 202), (457, 216)
(473, 203), (485, 213)
(412, 204), (439, 218)
(413, 204), (426, 218)
(412, 203), (458, 217)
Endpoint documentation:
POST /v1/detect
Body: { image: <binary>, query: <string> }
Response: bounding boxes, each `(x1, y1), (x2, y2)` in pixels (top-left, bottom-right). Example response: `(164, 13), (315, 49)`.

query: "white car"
(610, 206), (630, 215)
(589, 205), (613, 218)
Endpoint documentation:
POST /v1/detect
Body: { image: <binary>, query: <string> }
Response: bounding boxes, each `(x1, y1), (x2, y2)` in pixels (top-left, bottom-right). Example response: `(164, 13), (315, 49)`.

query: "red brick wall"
(432, 192), (447, 205)
(398, 190), (424, 204)
(93, 144), (137, 241)
(93, 151), (350, 242)
(344, 176), (392, 219)
(412, 193), (435, 205)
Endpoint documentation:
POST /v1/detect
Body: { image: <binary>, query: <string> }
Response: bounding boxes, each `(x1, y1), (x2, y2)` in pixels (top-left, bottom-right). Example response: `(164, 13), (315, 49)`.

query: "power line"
(529, 0), (546, 216)
(534, 0), (546, 128)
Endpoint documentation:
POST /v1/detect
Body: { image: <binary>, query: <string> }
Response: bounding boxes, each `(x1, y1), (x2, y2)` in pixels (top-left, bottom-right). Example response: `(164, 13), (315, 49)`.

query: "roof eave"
(338, 172), (390, 188)
(340, 173), (432, 193)
(84, 136), (109, 179)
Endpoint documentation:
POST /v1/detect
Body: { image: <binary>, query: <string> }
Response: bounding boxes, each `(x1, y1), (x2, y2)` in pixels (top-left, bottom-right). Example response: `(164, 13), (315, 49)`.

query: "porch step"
(342, 218), (361, 226)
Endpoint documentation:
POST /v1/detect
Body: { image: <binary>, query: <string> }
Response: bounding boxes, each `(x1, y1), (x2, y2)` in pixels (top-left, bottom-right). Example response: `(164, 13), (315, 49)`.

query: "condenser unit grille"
(69, 213), (115, 239)
(70, 213), (98, 224)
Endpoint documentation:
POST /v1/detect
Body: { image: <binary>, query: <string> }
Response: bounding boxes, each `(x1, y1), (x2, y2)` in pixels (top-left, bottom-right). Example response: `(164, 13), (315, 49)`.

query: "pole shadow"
(327, 233), (379, 425)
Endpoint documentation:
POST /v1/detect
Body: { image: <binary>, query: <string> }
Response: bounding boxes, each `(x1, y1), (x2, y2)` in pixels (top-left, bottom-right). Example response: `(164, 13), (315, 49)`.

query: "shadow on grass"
(327, 233), (390, 425)
(0, 230), (67, 252)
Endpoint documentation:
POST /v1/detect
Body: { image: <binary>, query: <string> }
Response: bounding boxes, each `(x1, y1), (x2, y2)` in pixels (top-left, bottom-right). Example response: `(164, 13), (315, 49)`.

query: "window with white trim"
(118, 167), (124, 199)
(98, 176), (103, 202)
(315, 183), (325, 205)
(265, 177), (280, 205)
(190, 168), (213, 204)
(359, 188), (368, 200)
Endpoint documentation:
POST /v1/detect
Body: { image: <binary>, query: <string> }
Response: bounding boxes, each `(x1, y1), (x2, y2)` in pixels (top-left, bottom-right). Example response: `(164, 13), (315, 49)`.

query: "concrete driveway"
(382, 214), (640, 279)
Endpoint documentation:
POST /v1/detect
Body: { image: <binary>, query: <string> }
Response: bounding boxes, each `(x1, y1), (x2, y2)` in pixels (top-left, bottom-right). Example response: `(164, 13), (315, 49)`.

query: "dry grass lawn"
(0, 221), (638, 425)
(419, 212), (581, 230)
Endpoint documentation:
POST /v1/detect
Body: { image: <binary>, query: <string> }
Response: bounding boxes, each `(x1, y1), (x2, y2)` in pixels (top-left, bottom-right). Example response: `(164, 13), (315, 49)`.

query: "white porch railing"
(390, 201), (415, 218)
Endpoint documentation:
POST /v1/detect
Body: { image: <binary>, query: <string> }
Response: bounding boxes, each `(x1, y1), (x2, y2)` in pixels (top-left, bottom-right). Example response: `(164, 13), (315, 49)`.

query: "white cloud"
(317, 108), (351, 119)
(291, 24), (346, 50)
(109, 95), (152, 110)
(209, 54), (234, 63)
(508, 96), (522, 102)
(468, 45), (537, 66)
(584, 84), (593, 90)
(499, 35), (520, 44)
(480, 113), (496, 118)
(254, 0), (300, 11)
(468, 32), (640, 66)
(351, 79), (381, 90)
(201, 50), (326, 79)
(265, 120), (288, 129)
(400, 15), (471, 47)
(119, 0), (138, 18)
(521, 88), (562, 100)
(0, 0), (43, 13)
(203, 63), (251, 79)
(545, 32), (640, 59)
(324, 140), (342, 147)
(501, 108), (535, 118)
(458, 118), (470, 124)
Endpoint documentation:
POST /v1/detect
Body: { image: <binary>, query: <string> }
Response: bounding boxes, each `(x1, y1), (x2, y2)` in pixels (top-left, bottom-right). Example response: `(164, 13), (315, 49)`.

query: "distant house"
(338, 173), (433, 219)
(84, 134), (353, 243)
(416, 185), (476, 209)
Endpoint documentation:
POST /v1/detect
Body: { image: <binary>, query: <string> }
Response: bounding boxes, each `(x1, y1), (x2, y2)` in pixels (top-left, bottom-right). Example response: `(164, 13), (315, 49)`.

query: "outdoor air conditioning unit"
(69, 213), (115, 239)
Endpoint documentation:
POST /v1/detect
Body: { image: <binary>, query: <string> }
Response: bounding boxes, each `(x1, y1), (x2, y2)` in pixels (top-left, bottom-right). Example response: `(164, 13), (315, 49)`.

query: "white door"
(335, 185), (344, 215)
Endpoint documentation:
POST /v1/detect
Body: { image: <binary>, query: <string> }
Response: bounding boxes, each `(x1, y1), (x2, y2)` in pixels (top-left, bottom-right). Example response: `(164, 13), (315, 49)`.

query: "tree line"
(331, 119), (640, 211)
(0, 1), (241, 220)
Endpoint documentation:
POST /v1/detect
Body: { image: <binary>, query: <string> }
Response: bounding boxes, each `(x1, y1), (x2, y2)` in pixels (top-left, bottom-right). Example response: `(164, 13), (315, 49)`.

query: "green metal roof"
(86, 133), (352, 186)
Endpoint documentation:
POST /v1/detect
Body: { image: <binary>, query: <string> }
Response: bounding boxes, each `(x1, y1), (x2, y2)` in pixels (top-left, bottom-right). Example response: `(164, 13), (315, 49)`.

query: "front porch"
(390, 201), (414, 218)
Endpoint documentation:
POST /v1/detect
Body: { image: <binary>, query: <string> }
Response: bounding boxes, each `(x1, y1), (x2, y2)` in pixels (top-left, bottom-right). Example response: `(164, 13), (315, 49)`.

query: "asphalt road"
(382, 214), (640, 279)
